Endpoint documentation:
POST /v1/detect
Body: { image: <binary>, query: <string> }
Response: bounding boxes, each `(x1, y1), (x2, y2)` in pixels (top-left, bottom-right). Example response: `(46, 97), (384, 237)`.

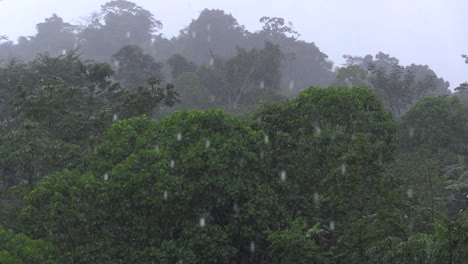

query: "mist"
(0, 1), (467, 263)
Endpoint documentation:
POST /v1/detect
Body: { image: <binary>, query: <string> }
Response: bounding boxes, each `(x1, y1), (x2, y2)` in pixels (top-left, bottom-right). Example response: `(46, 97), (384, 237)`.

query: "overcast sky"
(0, 0), (467, 90)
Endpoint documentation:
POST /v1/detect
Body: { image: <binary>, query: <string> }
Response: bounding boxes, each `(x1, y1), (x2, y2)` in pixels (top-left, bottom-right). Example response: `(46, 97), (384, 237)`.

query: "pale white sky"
(0, 0), (467, 89)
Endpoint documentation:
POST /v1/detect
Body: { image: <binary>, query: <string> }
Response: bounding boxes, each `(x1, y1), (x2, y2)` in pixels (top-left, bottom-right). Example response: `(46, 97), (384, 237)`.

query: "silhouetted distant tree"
(112, 45), (163, 88)
(79, 0), (161, 61)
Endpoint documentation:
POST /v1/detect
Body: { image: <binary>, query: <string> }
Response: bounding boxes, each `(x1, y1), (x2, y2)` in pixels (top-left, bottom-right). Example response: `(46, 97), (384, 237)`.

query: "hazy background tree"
(112, 44), (163, 88)
(341, 52), (451, 118)
(79, 0), (161, 62)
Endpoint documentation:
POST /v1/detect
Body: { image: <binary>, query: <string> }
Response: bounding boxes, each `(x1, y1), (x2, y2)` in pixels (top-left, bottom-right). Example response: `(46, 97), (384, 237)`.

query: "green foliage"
(112, 45), (163, 88)
(366, 217), (468, 264)
(368, 63), (422, 118)
(344, 52), (450, 119)
(195, 42), (285, 111)
(331, 64), (370, 88)
(366, 234), (434, 263)
(20, 111), (289, 262)
(167, 54), (198, 79)
(267, 218), (331, 263)
(255, 86), (403, 261)
(0, 52), (177, 189)
(114, 81), (179, 119)
(0, 225), (55, 264)
(173, 72), (211, 109)
(18, 170), (102, 261)
(399, 96), (468, 154)
(0, 10), (465, 261)
(380, 94), (468, 264)
(0, 121), (80, 187)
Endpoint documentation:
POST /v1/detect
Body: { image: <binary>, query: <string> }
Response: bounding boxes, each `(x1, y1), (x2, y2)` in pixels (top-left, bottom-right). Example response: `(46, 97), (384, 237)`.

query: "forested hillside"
(0, 1), (466, 263)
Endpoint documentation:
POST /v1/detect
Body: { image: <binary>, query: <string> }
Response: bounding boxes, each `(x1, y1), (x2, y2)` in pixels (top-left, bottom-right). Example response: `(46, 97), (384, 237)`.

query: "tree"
(254, 87), (403, 262)
(79, 0), (161, 61)
(20, 111), (289, 263)
(346, 52), (450, 118)
(224, 42), (283, 109)
(331, 64), (370, 88)
(0, 225), (56, 263)
(166, 54), (197, 80)
(395, 96), (468, 233)
(172, 72), (210, 109)
(266, 218), (331, 263)
(455, 54), (468, 105)
(0, 36), (15, 62)
(0, 120), (79, 187)
(249, 17), (334, 96)
(0, 14), (77, 62)
(175, 9), (247, 65)
(100, 0), (161, 42)
(368, 63), (420, 118)
(0, 51), (177, 189)
(258, 17), (300, 40)
(32, 14), (77, 57)
(112, 45), (163, 88)
(399, 96), (468, 154)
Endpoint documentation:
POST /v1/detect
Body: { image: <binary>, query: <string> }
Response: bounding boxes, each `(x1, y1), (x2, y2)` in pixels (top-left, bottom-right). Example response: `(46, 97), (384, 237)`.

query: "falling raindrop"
(313, 192), (320, 203)
(199, 217), (206, 227)
(209, 57), (214, 66)
(314, 122), (321, 135)
(192, 31), (197, 39)
(104, 173), (109, 181)
(409, 127), (415, 138)
(264, 134), (269, 144)
(260, 151), (265, 159)
(206, 24), (211, 31)
(329, 221), (335, 231)
(176, 132), (182, 141)
(250, 241), (256, 253)
(155, 145), (160, 152)
(205, 139), (211, 149)
(289, 80), (295, 90)
(62, 49), (66, 55)
(210, 95), (215, 102)
(280, 170), (287, 181)
(113, 114), (118, 122)
(126, 31), (131, 38)
(406, 189), (413, 198)
(408, 219), (414, 232)
(351, 133), (356, 140)
(163, 190), (168, 200)
(260, 80), (265, 89)
(330, 131), (336, 141)
(170, 160), (175, 168)
(341, 164), (347, 176)
(345, 77), (353, 88)
(113, 60), (120, 69)
(425, 245), (432, 258)
(233, 203), (240, 214)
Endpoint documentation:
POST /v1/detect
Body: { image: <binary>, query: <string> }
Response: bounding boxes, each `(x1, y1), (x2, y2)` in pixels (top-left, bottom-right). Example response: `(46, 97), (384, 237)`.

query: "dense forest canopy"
(0, 1), (466, 263)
